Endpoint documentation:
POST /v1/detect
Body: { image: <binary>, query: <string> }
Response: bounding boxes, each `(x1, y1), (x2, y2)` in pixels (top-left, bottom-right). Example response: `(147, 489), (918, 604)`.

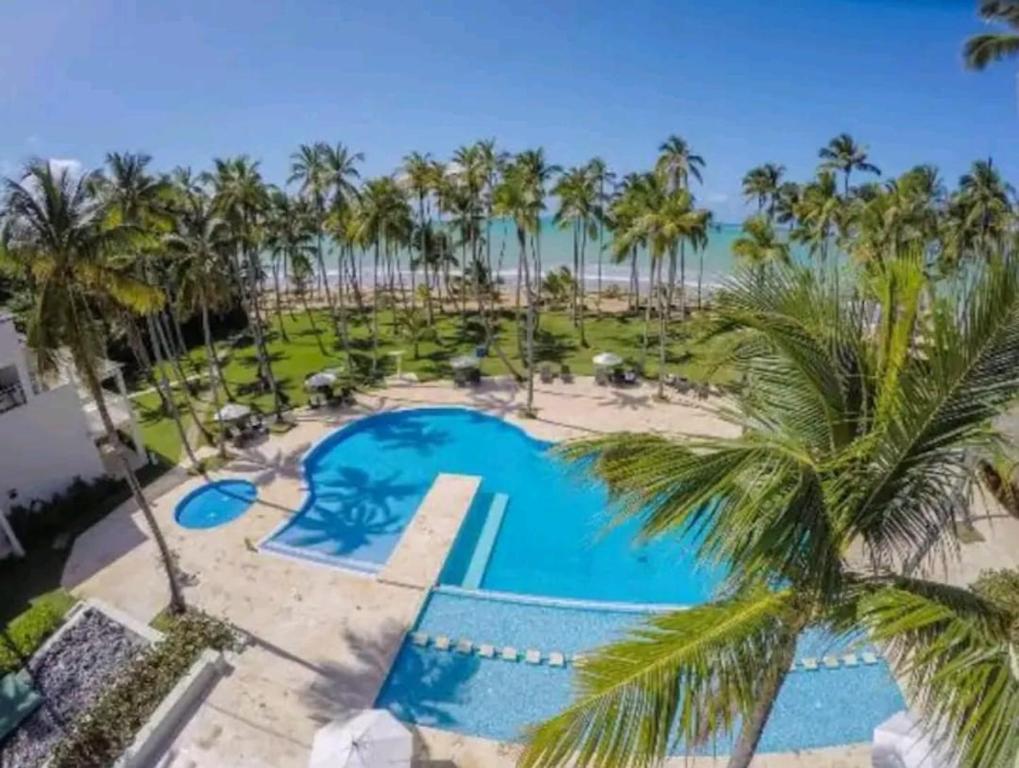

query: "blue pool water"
(377, 590), (907, 751)
(259, 407), (906, 751)
(175, 480), (258, 529)
(266, 407), (725, 602)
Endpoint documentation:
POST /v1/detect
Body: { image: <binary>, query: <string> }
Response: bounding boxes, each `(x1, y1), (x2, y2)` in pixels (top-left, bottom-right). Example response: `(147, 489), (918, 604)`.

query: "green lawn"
(132, 305), (734, 467)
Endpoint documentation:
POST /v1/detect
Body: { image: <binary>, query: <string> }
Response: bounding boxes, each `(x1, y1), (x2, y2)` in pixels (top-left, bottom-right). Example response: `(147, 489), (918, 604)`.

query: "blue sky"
(2, 0), (1016, 221)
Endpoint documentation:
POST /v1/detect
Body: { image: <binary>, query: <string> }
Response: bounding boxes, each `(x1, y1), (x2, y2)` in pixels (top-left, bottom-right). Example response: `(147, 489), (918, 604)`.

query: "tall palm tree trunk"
(641, 257), (656, 368)
(336, 245), (352, 370)
(272, 259), (289, 342)
(246, 249), (283, 417)
(726, 627), (801, 768)
(70, 332), (186, 614)
(371, 239), (380, 374)
(151, 314), (212, 445)
(578, 220), (588, 347)
(657, 267), (668, 400)
(202, 302), (228, 460)
(571, 221), (580, 325)
(519, 226), (536, 415)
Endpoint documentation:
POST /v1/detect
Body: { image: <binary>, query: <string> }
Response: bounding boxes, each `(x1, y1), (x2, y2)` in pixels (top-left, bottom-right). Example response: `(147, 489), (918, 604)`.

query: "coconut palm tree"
(321, 142), (363, 319)
(741, 163), (785, 221)
(516, 148), (559, 301)
(288, 143), (338, 322)
(2, 160), (186, 613)
(401, 151), (436, 326)
(553, 167), (598, 347)
(166, 194), (235, 460)
(522, 256), (1019, 768)
(494, 160), (542, 415)
(795, 170), (843, 273)
(98, 152), (210, 461)
(207, 156), (285, 416)
(819, 133), (881, 197)
(586, 158), (615, 314)
(958, 158), (1014, 255)
(655, 135), (706, 321)
(964, 0), (1019, 70)
(732, 215), (790, 281)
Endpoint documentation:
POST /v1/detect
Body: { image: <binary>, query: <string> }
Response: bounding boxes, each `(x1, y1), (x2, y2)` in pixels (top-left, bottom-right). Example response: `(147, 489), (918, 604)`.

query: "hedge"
(0, 592), (76, 676)
(48, 610), (237, 768)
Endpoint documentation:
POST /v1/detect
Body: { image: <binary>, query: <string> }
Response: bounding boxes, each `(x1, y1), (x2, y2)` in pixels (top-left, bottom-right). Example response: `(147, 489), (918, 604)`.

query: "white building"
(0, 313), (147, 558)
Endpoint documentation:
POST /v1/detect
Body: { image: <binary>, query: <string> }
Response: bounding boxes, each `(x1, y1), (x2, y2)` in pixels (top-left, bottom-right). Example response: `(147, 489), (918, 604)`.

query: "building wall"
(0, 383), (106, 507)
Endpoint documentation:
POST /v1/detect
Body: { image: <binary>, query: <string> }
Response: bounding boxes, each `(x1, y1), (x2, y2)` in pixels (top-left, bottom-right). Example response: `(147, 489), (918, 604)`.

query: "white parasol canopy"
(450, 354), (480, 370)
(872, 711), (956, 768)
(592, 352), (623, 368)
(308, 710), (412, 768)
(305, 371), (338, 390)
(215, 402), (252, 423)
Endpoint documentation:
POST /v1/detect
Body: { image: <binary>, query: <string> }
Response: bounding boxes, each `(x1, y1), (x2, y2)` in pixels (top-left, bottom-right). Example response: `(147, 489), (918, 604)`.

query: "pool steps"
(461, 493), (510, 590)
(406, 631), (883, 672)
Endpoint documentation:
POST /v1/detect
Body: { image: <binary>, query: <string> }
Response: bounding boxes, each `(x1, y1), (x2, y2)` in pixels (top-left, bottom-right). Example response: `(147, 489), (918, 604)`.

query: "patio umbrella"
(305, 371), (338, 390)
(309, 710), (412, 768)
(592, 352), (623, 368)
(215, 402), (251, 423)
(450, 354), (480, 370)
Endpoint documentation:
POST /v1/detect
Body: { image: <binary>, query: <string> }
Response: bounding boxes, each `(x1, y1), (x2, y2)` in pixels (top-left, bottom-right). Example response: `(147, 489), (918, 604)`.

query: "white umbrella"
(305, 371), (338, 390)
(215, 402), (252, 423)
(309, 710), (412, 768)
(592, 352), (623, 368)
(872, 711), (956, 768)
(450, 354), (480, 370)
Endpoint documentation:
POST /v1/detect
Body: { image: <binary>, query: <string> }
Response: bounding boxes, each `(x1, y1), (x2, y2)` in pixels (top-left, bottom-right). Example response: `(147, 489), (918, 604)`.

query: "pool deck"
(58, 375), (1019, 768)
(379, 473), (482, 589)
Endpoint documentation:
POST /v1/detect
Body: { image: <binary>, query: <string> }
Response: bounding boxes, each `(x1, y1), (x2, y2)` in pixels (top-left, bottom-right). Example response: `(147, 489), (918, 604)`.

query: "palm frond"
(964, 33), (1019, 70)
(853, 578), (1019, 768)
(520, 589), (799, 768)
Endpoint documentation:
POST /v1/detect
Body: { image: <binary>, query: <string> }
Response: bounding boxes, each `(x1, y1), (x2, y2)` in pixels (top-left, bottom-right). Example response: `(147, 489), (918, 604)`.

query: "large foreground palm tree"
(2, 160), (187, 613)
(522, 257), (1019, 768)
(965, 0), (1019, 70)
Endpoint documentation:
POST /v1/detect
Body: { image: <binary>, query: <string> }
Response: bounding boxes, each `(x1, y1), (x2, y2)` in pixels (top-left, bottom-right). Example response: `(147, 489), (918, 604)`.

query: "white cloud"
(47, 157), (83, 178)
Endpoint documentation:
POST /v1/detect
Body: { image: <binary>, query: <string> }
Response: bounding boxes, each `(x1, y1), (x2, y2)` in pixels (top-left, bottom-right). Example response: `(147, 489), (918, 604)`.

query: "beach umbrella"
(592, 352), (623, 368)
(215, 402), (251, 423)
(450, 354), (480, 370)
(305, 371), (338, 390)
(308, 710), (412, 768)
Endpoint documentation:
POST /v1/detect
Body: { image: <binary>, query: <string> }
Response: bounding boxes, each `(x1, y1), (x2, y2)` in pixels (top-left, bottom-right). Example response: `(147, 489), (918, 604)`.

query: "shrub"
(8, 476), (124, 548)
(0, 591), (74, 675)
(49, 610), (238, 768)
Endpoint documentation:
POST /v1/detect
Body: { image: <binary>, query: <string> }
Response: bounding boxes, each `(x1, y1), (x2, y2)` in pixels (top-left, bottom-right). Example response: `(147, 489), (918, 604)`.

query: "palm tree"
(958, 158), (1014, 255)
(2, 160), (186, 613)
(288, 143), (338, 326)
(494, 160), (542, 415)
(586, 158), (614, 314)
(166, 194), (235, 460)
(819, 133), (881, 197)
(321, 142), (363, 328)
(522, 257), (1019, 768)
(794, 170), (843, 274)
(732, 215), (790, 280)
(554, 167), (599, 347)
(207, 156), (284, 416)
(741, 163), (785, 221)
(655, 135), (706, 321)
(964, 0), (1019, 70)
(516, 148), (560, 302)
(401, 151), (436, 327)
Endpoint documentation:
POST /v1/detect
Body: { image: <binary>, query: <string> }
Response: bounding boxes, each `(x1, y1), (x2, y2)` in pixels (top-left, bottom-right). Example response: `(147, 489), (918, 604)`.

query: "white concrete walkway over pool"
(59, 376), (1019, 768)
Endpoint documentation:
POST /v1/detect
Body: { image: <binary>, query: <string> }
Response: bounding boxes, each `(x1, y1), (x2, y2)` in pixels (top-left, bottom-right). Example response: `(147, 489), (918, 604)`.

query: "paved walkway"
(59, 376), (1019, 768)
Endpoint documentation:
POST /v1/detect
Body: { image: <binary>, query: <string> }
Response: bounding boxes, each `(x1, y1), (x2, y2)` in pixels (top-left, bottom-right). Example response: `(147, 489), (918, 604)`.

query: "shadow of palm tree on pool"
(280, 467), (426, 558)
(368, 415), (452, 455)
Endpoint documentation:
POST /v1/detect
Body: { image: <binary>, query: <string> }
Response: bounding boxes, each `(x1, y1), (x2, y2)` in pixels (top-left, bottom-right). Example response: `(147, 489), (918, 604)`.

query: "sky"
(1, 0), (1017, 222)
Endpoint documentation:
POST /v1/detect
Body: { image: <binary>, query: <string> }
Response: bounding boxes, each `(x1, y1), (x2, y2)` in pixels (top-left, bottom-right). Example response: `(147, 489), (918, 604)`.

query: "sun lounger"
(623, 369), (638, 385)
(455, 639), (473, 655)
(478, 644), (495, 659)
(548, 652), (565, 667)
(571, 652), (587, 665)
(501, 646), (518, 662)
(823, 656), (840, 669)
(525, 649), (542, 665)
(802, 657), (819, 671)
(861, 651), (878, 665)
(843, 653), (859, 667)
(433, 635), (451, 651)
(410, 631), (429, 647)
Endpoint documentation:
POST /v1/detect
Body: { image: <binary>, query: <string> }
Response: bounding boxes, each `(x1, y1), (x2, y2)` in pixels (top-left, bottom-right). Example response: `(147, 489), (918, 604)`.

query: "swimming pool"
(262, 407), (905, 751)
(175, 479), (258, 529)
(264, 407), (724, 601)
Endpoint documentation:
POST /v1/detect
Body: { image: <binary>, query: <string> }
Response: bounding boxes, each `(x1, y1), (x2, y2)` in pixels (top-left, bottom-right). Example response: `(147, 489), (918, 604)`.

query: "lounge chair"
(560, 363), (573, 383)
(539, 363), (555, 383)
(623, 368), (639, 386)
(468, 368), (482, 385)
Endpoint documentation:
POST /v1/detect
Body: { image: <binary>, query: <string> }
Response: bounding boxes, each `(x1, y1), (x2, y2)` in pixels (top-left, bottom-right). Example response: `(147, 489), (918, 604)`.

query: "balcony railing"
(0, 381), (27, 414)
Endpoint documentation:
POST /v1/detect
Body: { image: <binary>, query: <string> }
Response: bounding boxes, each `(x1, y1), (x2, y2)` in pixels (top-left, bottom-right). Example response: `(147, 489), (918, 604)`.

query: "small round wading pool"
(175, 480), (258, 529)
